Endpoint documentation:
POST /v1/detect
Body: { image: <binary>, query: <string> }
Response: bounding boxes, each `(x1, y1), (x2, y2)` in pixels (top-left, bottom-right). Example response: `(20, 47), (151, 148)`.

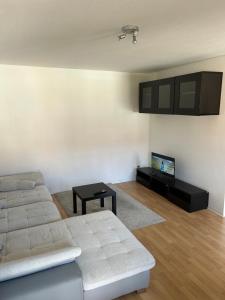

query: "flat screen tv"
(151, 152), (175, 177)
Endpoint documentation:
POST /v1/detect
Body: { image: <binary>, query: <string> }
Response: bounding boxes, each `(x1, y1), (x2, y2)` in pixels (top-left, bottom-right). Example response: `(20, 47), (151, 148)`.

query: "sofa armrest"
(0, 245), (81, 282)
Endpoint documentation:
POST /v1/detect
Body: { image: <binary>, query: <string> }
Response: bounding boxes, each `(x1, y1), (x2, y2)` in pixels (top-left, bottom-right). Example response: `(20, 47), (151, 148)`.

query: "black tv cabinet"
(136, 167), (209, 212)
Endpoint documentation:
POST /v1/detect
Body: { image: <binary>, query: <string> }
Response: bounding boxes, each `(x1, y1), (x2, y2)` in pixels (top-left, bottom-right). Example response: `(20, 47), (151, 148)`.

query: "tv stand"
(136, 167), (208, 212)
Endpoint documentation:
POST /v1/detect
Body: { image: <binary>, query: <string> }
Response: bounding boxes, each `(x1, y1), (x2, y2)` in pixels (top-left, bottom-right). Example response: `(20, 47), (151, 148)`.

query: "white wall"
(150, 56), (225, 216)
(0, 65), (153, 193)
(2, 57), (224, 215)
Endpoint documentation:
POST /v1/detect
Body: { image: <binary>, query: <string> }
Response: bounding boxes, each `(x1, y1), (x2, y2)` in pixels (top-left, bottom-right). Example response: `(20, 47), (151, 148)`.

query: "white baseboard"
(208, 207), (224, 217)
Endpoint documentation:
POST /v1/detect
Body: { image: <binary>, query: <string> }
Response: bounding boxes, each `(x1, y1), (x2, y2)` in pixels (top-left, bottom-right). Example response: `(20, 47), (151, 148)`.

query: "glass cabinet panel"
(142, 86), (152, 109)
(158, 84), (171, 109)
(139, 82), (155, 113)
(174, 73), (200, 115)
(155, 78), (174, 113)
(179, 81), (196, 109)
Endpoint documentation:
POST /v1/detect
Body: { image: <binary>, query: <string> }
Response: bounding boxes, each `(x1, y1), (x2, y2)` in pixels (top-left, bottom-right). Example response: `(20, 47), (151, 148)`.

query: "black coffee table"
(72, 182), (116, 215)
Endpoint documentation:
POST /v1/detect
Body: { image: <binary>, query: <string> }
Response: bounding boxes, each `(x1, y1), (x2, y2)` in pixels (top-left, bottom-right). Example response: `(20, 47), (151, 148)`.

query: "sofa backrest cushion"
(0, 172), (45, 187)
(0, 179), (35, 192)
(0, 185), (53, 209)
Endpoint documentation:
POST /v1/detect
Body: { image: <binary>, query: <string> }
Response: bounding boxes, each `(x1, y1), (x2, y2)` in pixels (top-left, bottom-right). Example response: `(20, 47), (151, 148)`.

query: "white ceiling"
(1, 0), (225, 72)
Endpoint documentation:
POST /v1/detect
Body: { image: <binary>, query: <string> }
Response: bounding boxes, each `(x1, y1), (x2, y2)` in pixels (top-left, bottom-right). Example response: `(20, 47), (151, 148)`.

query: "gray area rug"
(54, 184), (165, 230)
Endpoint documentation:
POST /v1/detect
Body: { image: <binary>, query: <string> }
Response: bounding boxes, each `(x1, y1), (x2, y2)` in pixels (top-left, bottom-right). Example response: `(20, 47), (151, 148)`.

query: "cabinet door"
(174, 73), (201, 115)
(155, 78), (175, 114)
(139, 81), (155, 113)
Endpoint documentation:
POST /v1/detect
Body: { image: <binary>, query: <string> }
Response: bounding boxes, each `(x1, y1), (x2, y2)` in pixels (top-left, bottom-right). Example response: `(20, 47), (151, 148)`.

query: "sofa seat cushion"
(64, 211), (156, 291)
(0, 221), (81, 282)
(0, 202), (61, 233)
(0, 185), (52, 209)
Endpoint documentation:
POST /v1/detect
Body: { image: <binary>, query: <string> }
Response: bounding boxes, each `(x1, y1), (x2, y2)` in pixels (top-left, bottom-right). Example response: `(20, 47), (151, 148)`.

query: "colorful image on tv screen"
(152, 155), (175, 176)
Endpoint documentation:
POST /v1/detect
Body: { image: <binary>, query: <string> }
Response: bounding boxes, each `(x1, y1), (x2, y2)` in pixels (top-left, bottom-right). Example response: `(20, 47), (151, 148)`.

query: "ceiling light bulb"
(118, 33), (126, 40)
(133, 34), (137, 44)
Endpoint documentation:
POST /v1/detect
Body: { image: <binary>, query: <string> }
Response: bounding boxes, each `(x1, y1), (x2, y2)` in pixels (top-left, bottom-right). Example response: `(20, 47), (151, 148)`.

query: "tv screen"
(151, 152), (175, 176)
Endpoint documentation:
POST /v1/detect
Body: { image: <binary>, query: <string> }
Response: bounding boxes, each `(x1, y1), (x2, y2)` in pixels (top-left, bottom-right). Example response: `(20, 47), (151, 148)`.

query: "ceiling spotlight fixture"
(118, 25), (139, 44)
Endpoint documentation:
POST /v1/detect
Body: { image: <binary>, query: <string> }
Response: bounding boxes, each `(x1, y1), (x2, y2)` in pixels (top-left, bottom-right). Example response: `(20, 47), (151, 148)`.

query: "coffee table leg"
(112, 195), (116, 215)
(73, 191), (77, 214)
(100, 198), (104, 207)
(82, 200), (86, 215)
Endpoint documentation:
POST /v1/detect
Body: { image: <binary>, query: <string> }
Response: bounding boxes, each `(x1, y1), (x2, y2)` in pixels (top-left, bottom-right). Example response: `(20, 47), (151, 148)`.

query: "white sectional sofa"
(0, 172), (155, 300)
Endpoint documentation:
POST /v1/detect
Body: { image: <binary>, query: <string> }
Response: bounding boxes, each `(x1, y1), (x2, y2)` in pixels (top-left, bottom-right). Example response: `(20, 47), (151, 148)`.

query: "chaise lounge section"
(65, 211), (155, 300)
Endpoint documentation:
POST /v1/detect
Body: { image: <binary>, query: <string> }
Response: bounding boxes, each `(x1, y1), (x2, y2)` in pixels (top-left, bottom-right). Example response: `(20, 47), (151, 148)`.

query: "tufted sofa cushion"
(0, 179), (35, 192)
(0, 221), (81, 282)
(0, 185), (52, 209)
(64, 210), (156, 291)
(0, 201), (61, 233)
(0, 172), (44, 187)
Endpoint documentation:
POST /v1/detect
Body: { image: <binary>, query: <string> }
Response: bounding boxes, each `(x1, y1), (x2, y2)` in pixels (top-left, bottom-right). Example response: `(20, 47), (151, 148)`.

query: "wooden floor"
(54, 181), (225, 300)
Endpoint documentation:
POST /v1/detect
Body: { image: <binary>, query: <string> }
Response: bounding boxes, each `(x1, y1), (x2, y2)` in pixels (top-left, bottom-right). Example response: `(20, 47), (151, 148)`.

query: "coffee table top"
(72, 182), (116, 201)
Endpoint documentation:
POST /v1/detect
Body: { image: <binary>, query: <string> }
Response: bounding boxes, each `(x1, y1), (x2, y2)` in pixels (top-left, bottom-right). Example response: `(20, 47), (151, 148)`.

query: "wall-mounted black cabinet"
(139, 71), (223, 116)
